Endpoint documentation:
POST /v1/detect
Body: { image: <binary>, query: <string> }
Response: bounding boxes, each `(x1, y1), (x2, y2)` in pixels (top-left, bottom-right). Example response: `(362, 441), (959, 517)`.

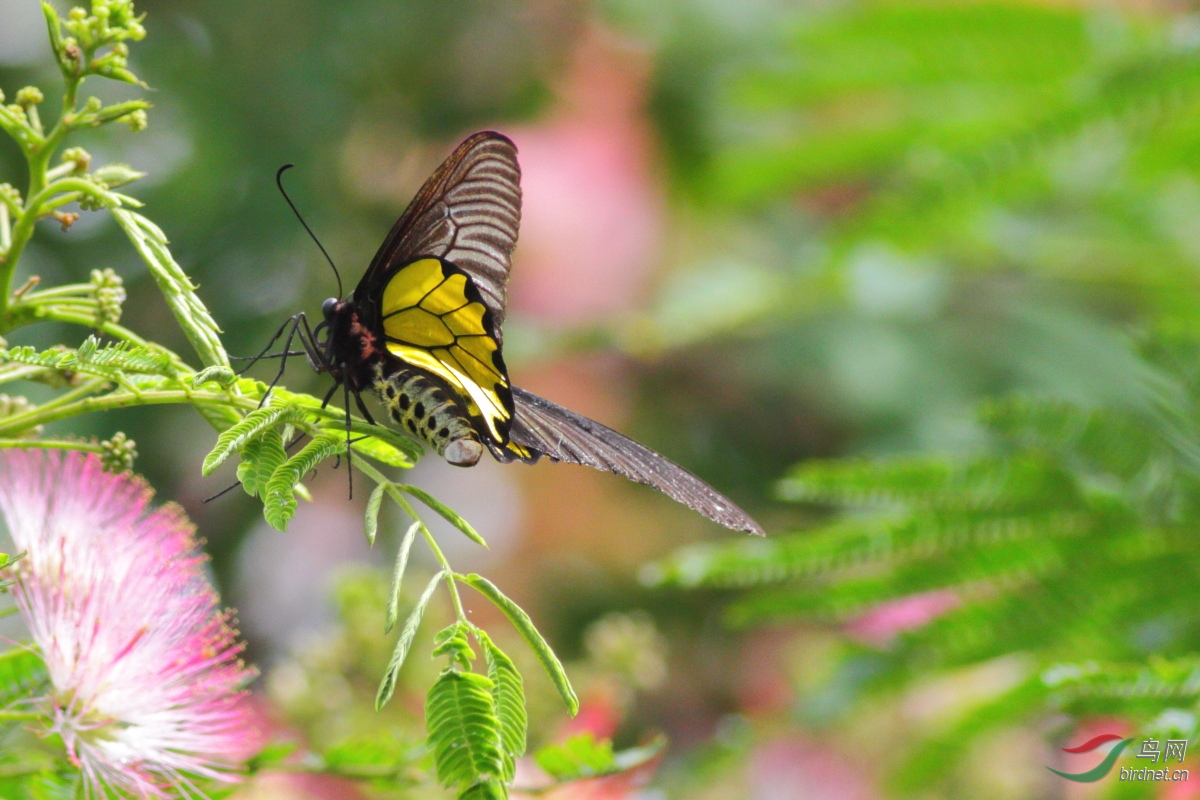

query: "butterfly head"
(321, 297), (339, 322)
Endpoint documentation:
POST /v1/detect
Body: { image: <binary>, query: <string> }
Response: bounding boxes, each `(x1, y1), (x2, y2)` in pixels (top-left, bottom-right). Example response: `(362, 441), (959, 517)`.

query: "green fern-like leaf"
(376, 569), (444, 710)
(203, 404), (304, 476)
(385, 520), (420, 633)
(237, 426), (286, 498)
(1046, 657), (1200, 703)
(398, 484), (487, 547)
(69, 337), (176, 377)
(478, 631), (527, 780)
(647, 511), (1088, 590)
(460, 574), (579, 716)
(534, 732), (616, 781)
(722, 535), (1065, 627)
(0, 340), (175, 384)
(891, 676), (1048, 795)
(426, 670), (506, 795)
(112, 208), (229, 369)
(312, 412), (423, 464)
(433, 622), (477, 671)
(262, 432), (343, 530)
(457, 781), (507, 800)
(364, 482), (385, 545)
(349, 435), (413, 468)
(778, 453), (1074, 512)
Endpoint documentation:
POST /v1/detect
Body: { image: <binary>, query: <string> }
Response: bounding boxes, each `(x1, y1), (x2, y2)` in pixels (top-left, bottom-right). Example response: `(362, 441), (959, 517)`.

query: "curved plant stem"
(0, 388), (256, 438)
(350, 456), (468, 621)
(0, 438), (103, 453)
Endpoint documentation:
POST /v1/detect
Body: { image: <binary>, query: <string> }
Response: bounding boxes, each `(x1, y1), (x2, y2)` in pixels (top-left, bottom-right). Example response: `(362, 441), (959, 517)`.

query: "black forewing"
(493, 386), (764, 535)
(357, 132), (521, 341)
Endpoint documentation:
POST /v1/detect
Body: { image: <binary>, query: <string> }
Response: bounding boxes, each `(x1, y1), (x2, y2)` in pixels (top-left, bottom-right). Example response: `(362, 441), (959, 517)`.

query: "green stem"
(350, 457), (468, 620)
(0, 105), (42, 158)
(22, 283), (93, 300)
(4, 305), (188, 375)
(0, 710), (42, 723)
(0, 364), (60, 385)
(0, 388), (254, 438)
(38, 191), (83, 214)
(0, 438), (103, 453)
(23, 299), (95, 312)
(26, 73), (78, 200)
(0, 178), (115, 317)
(25, 105), (43, 138)
(28, 377), (110, 418)
(28, 308), (151, 347)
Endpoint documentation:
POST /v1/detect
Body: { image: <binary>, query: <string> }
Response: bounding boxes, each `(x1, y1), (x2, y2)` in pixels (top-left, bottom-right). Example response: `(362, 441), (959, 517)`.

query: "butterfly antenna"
(276, 164), (344, 298)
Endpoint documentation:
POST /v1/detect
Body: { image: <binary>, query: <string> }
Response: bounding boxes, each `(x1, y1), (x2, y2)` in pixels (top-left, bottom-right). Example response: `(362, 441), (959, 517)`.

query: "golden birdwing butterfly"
(313, 131), (762, 535)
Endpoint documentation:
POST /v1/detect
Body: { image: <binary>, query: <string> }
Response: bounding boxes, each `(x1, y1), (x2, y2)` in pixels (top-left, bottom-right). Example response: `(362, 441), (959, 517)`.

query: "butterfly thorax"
(321, 298), (384, 394)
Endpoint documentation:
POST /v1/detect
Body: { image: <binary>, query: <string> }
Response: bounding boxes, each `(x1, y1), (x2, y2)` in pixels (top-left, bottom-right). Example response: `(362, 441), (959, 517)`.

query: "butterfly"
(273, 131), (762, 535)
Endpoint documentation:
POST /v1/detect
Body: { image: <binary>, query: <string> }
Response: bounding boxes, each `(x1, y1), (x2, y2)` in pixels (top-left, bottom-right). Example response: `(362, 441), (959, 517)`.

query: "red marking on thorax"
(349, 316), (377, 359)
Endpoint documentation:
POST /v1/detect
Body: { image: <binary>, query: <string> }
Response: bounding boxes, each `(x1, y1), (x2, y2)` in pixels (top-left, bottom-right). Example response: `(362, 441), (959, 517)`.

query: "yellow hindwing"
(380, 258), (512, 442)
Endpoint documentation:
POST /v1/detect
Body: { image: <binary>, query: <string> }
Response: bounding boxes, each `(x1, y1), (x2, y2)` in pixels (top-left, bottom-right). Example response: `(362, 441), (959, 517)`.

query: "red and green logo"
(1047, 734), (1134, 783)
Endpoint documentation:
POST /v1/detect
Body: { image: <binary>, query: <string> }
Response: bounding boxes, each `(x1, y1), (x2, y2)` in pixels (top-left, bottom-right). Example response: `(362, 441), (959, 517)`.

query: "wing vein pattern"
(504, 386), (763, 535)
(361, 132), (521, 341)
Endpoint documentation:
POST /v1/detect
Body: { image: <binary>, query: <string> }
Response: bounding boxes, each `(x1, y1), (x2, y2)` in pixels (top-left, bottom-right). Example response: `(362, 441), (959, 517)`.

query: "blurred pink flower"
(0, 450), (259, 797)
(844, 590), (961, 647)
(750, 737), (876, 800)
(508, 25), (664, 325)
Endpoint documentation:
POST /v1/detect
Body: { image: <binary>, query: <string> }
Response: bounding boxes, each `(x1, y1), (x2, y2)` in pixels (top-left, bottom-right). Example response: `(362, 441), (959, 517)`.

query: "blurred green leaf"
(478, 630), (526, 781)
(425, 670), (506, 796)
(460, 573), (578, 716)
(375, 570), (444, 711)
(0, 648), (48, 708)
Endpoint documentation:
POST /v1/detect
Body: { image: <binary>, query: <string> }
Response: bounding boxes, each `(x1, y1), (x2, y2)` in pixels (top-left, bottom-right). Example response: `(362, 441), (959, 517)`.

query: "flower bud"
(91, 162), (143, 188)
(90, 267), (126, 325)
(0, 184), (21, 208)
(0, 395), (42, 438)
(99, 431), (137, 473)
(15, 87), (43, 107)
(124, 108), (147, 132)
(61, 146), (92, 173)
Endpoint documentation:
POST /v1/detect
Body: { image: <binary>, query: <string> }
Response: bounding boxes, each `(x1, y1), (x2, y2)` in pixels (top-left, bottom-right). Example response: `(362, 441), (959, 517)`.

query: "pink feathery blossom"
(0, 450), (260, 797)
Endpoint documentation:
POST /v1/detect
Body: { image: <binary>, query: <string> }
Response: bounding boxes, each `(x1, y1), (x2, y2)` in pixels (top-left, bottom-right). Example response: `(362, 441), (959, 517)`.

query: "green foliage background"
(4, 0), (1200, 797)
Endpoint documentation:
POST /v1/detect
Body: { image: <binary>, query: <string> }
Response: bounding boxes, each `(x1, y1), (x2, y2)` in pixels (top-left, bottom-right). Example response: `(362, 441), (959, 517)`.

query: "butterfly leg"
(233, 312), (322, 372)
(342, 369), (354, 500)
(352, 391), (377, 427)
(333, 370), (383, 499)
(243, 313), (327, 408)
(231, 314), (300, 375)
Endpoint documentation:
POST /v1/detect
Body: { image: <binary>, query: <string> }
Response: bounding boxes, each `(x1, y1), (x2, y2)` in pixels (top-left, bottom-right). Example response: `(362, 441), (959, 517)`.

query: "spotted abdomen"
(372, 365), (483, 466)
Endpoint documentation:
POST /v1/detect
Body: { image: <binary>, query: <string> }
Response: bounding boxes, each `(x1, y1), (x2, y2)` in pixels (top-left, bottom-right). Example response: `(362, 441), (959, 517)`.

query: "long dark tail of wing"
(488, 386), (763, 535)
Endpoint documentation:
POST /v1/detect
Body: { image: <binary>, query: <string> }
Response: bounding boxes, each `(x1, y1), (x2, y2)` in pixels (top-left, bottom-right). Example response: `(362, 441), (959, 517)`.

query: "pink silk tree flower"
(0, 450), (260, 797)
